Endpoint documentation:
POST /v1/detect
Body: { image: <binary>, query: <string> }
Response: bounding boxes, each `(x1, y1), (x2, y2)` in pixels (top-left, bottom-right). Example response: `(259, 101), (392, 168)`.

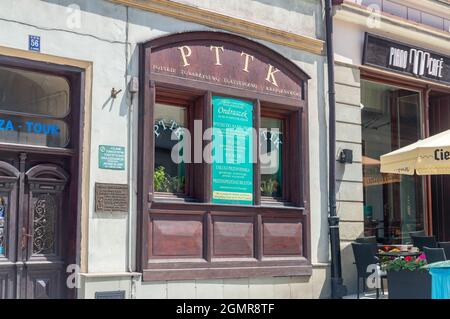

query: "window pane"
(260, 117), (283, 197)
(0, 194), (7, 256)
(0, 114), (69, 147)
(0, 66), (70, 118)
(361, 81), (423, 244)
(154, 103), (186, 193)
(32, 194), (56, 255)
(383, 0), (407, 19)
(421, 12), (444, 30)
(407, 8), (421, 24)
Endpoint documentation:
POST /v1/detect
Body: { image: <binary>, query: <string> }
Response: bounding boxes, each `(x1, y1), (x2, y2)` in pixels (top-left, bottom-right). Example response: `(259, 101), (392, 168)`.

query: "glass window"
(407, 8), (422, 24)
(153, 103), (186, 194)
(150, 92), (300, 206)
(0, 66), (69, 117)
(0, 66), (71, 148)
(0, 194), (7, 256)
(421, 12), (444, 31)
(361, 81), (424, 244)
(0, 115), (69, 147)
(260, 117), (283, 198)
(382, 0), (407, 19)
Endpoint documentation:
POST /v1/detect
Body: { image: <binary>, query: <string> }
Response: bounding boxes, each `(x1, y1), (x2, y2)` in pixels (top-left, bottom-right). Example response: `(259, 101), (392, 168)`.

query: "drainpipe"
(125, 6), (139, 299)
(325, 0), (347, 299)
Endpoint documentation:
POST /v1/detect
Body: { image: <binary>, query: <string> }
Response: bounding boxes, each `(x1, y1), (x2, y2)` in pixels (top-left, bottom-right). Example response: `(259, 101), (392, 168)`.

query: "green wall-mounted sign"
(212, 96), (253, 205)
(99, 145), (125, 170)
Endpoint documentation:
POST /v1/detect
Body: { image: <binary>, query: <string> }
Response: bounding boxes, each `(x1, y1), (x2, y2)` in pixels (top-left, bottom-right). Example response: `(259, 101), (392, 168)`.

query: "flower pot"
(387, 270), (431, 299)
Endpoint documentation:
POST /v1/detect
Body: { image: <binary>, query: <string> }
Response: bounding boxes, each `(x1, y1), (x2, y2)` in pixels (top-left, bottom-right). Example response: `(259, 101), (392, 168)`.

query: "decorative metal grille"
(32, 194), (56, 255)
(0, 194), (7, 256)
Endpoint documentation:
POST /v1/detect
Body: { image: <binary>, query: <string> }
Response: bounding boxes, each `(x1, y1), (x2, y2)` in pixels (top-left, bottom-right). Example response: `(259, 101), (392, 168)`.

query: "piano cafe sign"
(149, 40), (304, 99)
(363, 33), (450, 85)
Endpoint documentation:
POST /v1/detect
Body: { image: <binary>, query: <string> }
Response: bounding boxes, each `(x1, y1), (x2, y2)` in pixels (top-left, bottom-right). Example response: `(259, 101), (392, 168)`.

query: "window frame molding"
(138, 32), (311, 280)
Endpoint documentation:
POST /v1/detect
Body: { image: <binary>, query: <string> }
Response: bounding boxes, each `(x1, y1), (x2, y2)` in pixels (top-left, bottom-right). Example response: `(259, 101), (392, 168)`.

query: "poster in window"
(212, 96), (254, 205)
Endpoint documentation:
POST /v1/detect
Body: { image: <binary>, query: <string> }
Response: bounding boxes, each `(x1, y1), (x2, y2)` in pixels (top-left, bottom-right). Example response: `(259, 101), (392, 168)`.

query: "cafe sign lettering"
(150, 40), (303, 99)
(363, 33), (450, 85)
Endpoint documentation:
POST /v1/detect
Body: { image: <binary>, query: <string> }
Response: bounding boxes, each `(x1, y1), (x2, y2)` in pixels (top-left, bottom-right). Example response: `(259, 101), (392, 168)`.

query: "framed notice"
(212, 96), (253, 205)
(95, 183), (129, 212)
(98, 145), (125, 170)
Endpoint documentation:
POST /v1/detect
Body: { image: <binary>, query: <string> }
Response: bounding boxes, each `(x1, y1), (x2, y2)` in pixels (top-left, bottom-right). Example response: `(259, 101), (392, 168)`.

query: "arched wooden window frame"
(138, 32), (311, 280)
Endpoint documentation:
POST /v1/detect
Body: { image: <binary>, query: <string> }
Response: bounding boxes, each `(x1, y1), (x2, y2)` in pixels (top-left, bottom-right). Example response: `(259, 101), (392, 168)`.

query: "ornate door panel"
(0, 160), (69, 299)
(0, 162), (19, 299)
(23, 164), (68, 299)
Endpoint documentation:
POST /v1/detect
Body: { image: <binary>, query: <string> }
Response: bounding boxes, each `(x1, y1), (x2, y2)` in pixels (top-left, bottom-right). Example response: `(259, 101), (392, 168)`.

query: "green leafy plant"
(167, 175), (185, 193)
(154, 166), (168, 192)
(154, 166), (185, 193)
(383, 254), (427, 272)
(260, 178), (279, 196)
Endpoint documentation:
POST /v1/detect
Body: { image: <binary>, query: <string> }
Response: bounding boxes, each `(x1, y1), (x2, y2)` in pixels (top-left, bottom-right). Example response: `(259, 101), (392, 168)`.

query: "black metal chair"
(409, 230), (426, 238)
(423, 247), (446, 264)
(352, 242), (385, 299)
(411, 235), (437, 251)
(438, 242), (450, 260)
(355, 236), (377, 245)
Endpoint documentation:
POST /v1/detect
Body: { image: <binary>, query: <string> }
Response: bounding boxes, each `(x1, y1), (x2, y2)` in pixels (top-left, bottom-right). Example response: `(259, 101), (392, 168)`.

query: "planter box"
(387, 270), (431, 299)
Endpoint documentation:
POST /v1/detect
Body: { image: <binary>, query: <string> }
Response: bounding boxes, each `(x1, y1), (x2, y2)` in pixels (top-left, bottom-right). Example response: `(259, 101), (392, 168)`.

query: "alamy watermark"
(159, 120), (282, 174)
(66, 264), (80, 289)
(66, 4), (81, 29)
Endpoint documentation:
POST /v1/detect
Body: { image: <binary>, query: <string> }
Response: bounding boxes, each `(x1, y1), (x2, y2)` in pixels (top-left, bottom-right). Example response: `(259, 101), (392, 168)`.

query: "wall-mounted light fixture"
(111, 88), (122, 99)
(129, 77), (139, 94)
(338, 149), (353, 164)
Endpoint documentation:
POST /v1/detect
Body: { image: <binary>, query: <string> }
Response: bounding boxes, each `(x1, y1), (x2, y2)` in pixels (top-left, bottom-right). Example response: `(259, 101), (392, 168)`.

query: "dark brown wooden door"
(0, 155), (69, 299)
(430, 94), (450, 241)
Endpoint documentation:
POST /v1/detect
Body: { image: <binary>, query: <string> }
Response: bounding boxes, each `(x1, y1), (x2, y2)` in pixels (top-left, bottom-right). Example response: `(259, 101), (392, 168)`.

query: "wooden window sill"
(142, 258), (312, 281)
(150, 199), (305, 213)
(153, 192), (199, 203)
(260, 196), (298, 208)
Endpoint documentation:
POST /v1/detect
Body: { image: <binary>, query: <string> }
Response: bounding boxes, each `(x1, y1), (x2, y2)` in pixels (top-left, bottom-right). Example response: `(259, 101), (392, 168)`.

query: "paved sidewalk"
(343, 291), (388, 299)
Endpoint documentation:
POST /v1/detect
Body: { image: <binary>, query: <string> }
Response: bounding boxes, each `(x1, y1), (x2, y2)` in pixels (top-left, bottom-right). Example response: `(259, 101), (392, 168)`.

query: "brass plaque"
(95, 183), (129, 212)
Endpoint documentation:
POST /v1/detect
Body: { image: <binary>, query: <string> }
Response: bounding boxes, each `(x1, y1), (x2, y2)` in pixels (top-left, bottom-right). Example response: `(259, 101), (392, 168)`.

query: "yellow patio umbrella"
(380, 129), (450, 175)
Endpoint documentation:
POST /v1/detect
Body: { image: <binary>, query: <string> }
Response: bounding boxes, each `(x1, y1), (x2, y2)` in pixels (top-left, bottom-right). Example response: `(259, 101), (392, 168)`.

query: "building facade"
(333, 0), (450, 294)
(0, 0), (331, 299)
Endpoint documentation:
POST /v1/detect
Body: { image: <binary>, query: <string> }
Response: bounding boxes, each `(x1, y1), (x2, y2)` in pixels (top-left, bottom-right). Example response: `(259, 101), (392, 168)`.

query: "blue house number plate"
(28, 35), (40, 52)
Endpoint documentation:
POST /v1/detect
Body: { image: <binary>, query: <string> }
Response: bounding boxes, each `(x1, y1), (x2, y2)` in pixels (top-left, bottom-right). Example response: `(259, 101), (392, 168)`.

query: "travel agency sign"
(149, 38), (304, 100)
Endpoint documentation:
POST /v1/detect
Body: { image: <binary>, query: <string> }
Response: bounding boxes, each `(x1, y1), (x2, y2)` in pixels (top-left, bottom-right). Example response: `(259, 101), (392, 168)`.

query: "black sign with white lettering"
(363, 33), (450, 85)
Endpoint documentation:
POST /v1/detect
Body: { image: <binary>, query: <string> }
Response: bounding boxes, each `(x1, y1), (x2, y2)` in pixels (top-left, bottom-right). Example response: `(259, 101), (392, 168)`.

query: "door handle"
(21, 227), (32, 249)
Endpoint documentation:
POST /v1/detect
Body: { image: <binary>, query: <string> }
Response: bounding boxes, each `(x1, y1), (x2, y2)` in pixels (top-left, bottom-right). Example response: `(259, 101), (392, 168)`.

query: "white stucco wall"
(172, 0), (325, 40)
(0, 0), (329, 298)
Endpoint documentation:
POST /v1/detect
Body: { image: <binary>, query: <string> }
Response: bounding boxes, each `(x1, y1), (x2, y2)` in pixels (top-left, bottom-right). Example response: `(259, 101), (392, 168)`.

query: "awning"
(380, 130), (450, 175)
(362, 155), (380, 166)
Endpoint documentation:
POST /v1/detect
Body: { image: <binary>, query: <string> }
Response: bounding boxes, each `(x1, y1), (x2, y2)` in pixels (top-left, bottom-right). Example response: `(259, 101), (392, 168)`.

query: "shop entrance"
(429, 93), (450, 241)
(0, 60), (82, 299)
(0, 152), (70, 298)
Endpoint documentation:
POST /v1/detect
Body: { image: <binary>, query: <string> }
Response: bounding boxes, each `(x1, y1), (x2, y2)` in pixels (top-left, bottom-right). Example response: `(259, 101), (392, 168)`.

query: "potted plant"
(154, 166), (169, 192)
(154, 166), (185, 193)
(383, 253), (431, 299)
(260, 178), (279, 197)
